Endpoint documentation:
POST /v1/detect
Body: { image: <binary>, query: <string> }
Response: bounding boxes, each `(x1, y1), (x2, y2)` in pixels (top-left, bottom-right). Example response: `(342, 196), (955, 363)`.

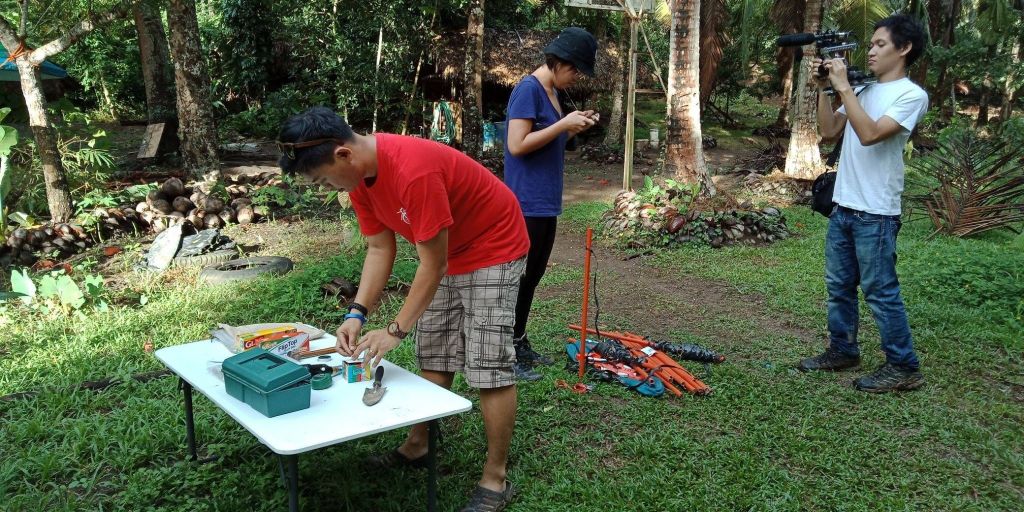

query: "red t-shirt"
(349, 134), (529, 275)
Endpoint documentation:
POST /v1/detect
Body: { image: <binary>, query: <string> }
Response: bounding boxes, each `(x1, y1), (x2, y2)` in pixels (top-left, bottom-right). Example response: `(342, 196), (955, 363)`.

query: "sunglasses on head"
(277, 138), (346, 160)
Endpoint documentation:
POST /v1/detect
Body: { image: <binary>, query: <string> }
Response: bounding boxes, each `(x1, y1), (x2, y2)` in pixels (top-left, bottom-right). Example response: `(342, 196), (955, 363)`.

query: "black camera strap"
(825, 83), (872, 167)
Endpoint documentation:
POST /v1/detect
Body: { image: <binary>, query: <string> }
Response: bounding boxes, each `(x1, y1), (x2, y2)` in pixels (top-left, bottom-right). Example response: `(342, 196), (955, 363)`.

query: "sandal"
(365, 449), (429, 470)
(459, 481), (516, 512)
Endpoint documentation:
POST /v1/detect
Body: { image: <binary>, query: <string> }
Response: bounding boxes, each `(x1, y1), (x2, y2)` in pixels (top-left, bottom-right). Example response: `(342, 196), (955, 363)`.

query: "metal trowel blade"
(362, 365), (387, 406)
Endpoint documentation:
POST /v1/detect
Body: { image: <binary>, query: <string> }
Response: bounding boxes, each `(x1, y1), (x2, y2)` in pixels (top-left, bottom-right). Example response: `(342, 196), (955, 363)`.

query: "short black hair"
(277, 106), (355, 175)
(544, 53), (572, 72)
(874, 14), (927, 68)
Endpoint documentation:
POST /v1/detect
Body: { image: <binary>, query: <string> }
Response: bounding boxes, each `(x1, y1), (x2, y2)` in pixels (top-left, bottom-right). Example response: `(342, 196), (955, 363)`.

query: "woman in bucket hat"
(503, 27), (599, 382)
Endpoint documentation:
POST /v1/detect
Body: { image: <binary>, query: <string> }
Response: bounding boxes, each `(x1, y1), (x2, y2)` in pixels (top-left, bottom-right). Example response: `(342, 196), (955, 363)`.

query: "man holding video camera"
(797, 14), (929, 393)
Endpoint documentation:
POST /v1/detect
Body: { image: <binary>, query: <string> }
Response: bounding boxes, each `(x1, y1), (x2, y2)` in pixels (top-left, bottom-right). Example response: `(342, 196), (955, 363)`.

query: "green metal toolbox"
(222, 348), (311, 417)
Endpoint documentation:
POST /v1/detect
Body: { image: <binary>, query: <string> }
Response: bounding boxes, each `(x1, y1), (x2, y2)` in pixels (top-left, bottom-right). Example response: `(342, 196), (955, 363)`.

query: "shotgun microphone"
(775, 33), (818, 47)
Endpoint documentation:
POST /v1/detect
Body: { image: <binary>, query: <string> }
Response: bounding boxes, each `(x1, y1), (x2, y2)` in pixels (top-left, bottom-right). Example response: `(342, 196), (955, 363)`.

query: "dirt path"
(544, 154), (817, 357)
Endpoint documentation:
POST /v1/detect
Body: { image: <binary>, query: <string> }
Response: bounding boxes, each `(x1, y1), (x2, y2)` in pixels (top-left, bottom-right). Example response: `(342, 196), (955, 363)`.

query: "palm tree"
(783, 0), (825, 179)
(462, 0), (485, 159)
(666, 0), (715, 196)
(770, 0), (808, 127)
(603, 13), (627, 146)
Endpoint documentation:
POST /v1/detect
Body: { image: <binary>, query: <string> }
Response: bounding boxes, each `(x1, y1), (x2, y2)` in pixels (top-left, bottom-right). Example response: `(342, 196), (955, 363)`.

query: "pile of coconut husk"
(3, 223), (95, 267)
(602, 190), (790, 249)
(1, 174), (281, 268)
(743, 171), (814, 205)
(135, 177), (269, 234)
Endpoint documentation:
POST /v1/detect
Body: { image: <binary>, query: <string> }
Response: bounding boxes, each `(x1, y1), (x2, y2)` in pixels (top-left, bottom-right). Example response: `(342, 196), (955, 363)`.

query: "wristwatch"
(348, 302), (369, 316)
(386, 321), (409, 340)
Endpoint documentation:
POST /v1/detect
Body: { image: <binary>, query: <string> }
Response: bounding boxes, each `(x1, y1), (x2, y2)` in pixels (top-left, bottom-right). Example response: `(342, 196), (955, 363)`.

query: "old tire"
(198, 256), (294, 284)
(172, 249), (238, 268)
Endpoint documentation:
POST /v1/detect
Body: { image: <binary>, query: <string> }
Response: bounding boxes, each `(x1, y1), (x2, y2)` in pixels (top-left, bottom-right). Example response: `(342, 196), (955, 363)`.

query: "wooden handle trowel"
(362, 365), (387, 406)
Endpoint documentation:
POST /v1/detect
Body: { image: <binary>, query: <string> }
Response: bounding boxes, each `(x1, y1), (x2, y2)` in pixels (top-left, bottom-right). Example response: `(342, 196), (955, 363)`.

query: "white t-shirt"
(834, 78), (928, 215)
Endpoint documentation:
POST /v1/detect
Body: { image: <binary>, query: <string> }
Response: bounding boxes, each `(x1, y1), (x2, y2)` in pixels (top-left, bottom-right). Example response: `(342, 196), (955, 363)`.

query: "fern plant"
(905, 128), (1024, 238)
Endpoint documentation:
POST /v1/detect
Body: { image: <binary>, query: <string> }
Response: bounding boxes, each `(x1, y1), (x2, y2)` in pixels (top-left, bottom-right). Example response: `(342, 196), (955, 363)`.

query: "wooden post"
(622, 15), (639, 191)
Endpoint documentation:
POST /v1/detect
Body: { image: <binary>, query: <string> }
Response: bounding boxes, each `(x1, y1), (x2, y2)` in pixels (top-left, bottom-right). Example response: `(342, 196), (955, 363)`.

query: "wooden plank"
(137, 123), (165, 159)
(564, 0), (654, 11)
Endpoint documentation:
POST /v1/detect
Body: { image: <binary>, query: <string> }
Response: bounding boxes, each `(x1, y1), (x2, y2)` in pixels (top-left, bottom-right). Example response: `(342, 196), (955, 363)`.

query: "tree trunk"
(461, 0), (485, 159)
(134, 0), (177, 123)
(603, 16), (627, 146)
(976, 44), (997, 127)
(911, 0), (943, 88)
(14, 58), (73, 222)
(1, 1), (136, 222)
(935, 0), (961, 122)
(401, 6), (438, 136)
(666, 0), (714, 197)
(1000, 34), (1022, 122)
(167, 0), (219, 181)
(774, 47), (795, 127)
(372, 25), (384, 133)
(783, 0), (823, 179)
(768, 0), (806, 128)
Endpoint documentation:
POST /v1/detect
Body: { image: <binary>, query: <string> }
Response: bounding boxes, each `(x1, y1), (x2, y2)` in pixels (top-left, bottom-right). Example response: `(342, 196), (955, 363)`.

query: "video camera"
(776, 31), (877, 94)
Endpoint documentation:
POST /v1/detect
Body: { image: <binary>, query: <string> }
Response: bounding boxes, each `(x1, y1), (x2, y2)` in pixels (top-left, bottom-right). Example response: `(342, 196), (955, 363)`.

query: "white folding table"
(155, 336), (472, 511)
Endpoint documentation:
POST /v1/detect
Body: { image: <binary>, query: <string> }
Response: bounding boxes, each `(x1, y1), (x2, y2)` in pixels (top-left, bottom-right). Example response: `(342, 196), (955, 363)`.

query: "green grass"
(1, 207), (1022, 511)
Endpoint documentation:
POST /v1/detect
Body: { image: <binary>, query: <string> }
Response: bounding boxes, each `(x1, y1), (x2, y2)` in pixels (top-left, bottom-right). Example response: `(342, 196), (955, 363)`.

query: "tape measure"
(311, 373), (333, 390)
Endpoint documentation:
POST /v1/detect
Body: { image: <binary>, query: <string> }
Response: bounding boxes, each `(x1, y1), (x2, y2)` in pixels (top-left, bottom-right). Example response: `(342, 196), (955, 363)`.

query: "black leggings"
(514, 216), (558, 339)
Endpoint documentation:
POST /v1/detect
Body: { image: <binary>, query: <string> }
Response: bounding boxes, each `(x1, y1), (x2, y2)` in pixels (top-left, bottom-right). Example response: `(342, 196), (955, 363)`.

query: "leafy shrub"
(74, 183), (157, 217)
(5, 267), (109, 316)
(250, 176), (318, 211)
(221, 85), (329, 138)
(3, 103), (119, 218)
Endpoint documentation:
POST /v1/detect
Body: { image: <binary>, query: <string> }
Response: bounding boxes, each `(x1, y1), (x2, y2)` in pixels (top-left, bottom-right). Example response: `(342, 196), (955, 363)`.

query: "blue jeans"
(825, 205), (919, 370)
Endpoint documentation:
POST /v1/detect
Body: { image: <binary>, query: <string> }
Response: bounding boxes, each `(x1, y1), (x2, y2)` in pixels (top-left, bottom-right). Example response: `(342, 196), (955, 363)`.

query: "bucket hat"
(543, 27), (598, 77)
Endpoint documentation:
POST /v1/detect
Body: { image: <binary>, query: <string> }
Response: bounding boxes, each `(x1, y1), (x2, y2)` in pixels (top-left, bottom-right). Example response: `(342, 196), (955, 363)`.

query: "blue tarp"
(1, 49), (68, 81)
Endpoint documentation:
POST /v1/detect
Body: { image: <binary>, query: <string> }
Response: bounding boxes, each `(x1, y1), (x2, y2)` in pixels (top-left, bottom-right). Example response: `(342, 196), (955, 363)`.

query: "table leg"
(280, 454), (299, 512)
(180, 378), (197, 461)
(427, 419), (438, 512)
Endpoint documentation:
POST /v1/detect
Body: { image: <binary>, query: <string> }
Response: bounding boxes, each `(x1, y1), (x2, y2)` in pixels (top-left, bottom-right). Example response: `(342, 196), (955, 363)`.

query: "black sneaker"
(514, 335), (554, 366)
(853, 363), (925, 393)
(797, 348), (861, 372)
(513, 360), (542, 382)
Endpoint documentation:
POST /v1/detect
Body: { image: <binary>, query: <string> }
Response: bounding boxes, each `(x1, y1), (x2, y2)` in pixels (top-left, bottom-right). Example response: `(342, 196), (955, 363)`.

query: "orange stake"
(578, 228), (593, 382)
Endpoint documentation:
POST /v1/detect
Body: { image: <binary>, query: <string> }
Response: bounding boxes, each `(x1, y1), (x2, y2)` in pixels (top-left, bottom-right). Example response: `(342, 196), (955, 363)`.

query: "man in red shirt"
(278, 107), (528, 511)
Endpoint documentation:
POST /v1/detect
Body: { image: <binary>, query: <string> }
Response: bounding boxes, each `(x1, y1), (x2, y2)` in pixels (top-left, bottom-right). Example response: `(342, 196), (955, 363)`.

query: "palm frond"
(826, 0), (891, 65)
(770, 0), (807, 33)
(906, 130), (1024, 238)
(700, 0), (730, 108)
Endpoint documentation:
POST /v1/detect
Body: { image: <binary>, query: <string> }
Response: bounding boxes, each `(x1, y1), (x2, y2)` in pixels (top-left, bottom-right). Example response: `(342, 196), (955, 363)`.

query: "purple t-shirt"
(504, 75), (566, 217)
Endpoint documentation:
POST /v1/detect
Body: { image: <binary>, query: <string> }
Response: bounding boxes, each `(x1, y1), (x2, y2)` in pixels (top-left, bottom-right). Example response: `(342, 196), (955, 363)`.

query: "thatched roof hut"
(430, 28), (655, 96)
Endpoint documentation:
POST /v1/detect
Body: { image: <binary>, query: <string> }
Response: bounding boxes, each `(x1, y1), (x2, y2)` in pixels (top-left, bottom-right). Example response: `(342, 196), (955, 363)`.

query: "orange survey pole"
(578, 227), (593, 382)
